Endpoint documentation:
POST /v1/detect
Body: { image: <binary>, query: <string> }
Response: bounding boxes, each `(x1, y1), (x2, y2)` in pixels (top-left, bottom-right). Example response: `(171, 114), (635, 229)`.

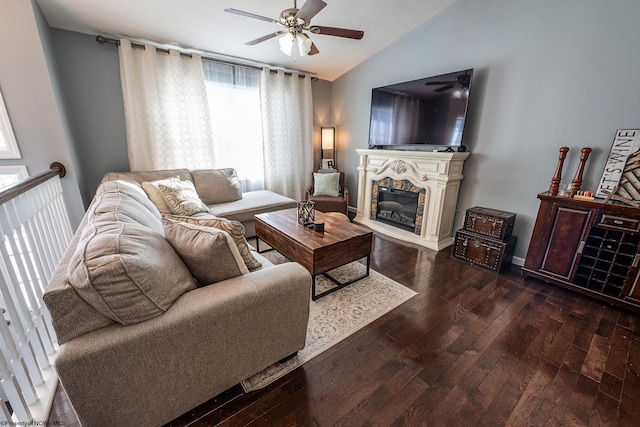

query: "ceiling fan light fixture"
(279, 32), (295, 55)
(297, 33), (312, 56)
(279, 32), (312, 57)
(452, 88), (469, 99)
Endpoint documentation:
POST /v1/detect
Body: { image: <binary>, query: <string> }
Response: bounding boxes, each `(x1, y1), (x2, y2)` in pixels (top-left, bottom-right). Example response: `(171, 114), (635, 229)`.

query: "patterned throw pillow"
(158, 179), (209, 216)
(164, 215), (262, 270)
(141, 176), (180, 214)
(162, 219), (249, 285)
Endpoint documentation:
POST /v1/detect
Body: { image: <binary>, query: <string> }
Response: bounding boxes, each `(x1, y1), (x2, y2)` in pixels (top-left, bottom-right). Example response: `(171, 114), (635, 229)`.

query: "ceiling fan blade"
(295, 0), (327, 24)
(312, 26), (364, 40)
(309, 42), (320, 56)
(434, 84), (455, 92)
(424, 81), (455, 86)
(224, 8), (280, 25)
(245, 31), (287, 46)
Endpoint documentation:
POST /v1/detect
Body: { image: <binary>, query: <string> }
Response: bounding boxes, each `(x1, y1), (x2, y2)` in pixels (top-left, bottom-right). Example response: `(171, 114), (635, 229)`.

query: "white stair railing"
(0, 163), (72, 423)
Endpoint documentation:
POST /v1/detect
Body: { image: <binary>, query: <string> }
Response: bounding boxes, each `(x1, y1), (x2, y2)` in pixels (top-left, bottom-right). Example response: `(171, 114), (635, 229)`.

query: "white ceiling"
(36, 0), (457, 81)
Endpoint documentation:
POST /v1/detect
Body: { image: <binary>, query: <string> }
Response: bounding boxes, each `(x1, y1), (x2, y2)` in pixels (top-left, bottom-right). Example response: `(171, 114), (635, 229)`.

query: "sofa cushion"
(192, 169), (243, 205)
(165, 215), (262, 270)
(141, 176), (180, 214)
(96, 181), (164, 234)
(102, 169), (193, 186)
(158, 179), (209, 216)
(207, 190), (297, 224)
(163, 219), (249, 285)
(43, 215), (116, 345)
(100, 179), (162, 219)
(67, 188), (197, 325)
(313, 172), (340, 197)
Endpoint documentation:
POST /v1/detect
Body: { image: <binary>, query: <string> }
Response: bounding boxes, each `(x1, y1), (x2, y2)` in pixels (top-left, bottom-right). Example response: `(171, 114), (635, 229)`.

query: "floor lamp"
(321, 127), (335, 170)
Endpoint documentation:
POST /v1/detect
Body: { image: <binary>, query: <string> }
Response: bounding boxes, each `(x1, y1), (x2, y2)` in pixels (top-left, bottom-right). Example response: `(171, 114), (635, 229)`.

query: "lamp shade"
(321, 127), (335, 150)
(279, 32), (312, 57)
(297, 33), (312, 56)
(279, 33), (295, 56)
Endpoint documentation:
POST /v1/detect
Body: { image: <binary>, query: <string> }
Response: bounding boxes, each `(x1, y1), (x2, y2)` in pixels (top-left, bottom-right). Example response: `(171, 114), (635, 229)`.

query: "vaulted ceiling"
(36, 0), (457, 81)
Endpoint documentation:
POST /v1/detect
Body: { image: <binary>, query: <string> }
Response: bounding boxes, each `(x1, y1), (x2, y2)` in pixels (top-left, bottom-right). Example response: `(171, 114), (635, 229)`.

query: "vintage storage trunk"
(453, 229), (517, 272)
(464, 206), (516, 240)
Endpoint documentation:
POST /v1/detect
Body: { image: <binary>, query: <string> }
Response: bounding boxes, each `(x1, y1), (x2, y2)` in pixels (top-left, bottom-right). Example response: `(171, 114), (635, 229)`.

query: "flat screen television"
(368, 68), (474, 150)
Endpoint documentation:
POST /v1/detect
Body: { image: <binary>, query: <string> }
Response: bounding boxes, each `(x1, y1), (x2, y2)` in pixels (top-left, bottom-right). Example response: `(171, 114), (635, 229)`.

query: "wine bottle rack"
(573, 227), (640, 298)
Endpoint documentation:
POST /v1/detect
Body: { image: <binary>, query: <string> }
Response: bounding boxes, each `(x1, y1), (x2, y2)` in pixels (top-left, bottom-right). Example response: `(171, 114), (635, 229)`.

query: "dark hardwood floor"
(49, 233), (640, 426)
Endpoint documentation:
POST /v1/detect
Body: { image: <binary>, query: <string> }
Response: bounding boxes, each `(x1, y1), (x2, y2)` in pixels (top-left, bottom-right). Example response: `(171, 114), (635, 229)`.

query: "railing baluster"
(0, 399), (14, 423)
(0, 308), (37, 406)
(0, 163), (70, 422)
(6, 198), (54, 357)
(0, 349), (32, 421)
(0, 212), (49, 373)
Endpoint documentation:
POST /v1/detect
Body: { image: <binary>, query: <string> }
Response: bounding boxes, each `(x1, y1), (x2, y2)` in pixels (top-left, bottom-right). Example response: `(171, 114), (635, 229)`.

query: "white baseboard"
(512, 256), (525, 267)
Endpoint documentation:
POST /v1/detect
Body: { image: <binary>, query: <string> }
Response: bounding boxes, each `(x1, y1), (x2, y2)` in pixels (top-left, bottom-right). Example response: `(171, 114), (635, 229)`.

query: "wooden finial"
(570, 147), (592, 195)
(549, 147), (569, 196)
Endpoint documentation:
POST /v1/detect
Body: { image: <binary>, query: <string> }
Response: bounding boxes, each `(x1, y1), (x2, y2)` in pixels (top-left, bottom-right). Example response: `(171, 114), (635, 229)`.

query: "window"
(0, 165), (28, 189)
(203, 61), (264, 192)
(0, 88), (21, 159)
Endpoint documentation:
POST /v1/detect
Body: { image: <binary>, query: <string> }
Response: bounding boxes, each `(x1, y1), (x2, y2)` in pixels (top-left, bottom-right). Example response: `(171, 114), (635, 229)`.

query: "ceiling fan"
(224, 0), (364, 57)
(424, 71), (472, 93)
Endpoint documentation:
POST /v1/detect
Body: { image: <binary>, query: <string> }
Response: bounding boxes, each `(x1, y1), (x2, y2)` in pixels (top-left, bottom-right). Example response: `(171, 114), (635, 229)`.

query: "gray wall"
(332, 0), (640, 259)
(0, 0), (85, 228)
(48, 29), (129, 204)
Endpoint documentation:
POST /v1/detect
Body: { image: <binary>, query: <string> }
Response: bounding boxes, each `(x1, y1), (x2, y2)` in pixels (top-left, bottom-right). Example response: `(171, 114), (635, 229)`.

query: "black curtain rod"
(96, 35), (316, 79)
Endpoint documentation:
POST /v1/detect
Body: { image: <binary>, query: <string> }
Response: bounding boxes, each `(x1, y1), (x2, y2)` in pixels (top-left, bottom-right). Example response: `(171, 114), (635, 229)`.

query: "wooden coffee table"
(254, 209), (373, 300)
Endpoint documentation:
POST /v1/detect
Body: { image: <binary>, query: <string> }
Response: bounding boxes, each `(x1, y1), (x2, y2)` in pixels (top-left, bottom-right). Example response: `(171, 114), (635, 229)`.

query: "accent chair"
(305, 171), (348, 215)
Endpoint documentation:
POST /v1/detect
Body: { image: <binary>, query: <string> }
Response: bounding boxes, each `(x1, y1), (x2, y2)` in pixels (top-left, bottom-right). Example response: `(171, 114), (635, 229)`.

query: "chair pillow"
(162, 219), (249, 285)
(313, 172), (340, 197)
(141, 176), (180, 214)
(158, 179), (209, 216)
(164, 215), (262, 270)
(192, 169), (243, 205)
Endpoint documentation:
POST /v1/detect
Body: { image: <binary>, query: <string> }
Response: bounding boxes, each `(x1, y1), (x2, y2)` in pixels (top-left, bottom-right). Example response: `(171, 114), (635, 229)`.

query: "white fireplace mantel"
(355, 149), (470, 251)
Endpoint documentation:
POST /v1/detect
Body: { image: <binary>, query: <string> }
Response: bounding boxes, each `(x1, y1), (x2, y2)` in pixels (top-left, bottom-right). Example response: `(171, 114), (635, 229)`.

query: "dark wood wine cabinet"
(522, 193), (640, 312)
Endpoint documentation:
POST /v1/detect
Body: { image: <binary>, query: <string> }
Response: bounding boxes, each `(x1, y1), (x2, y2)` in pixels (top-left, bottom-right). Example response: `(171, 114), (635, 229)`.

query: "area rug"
(241, 250), (417, 392)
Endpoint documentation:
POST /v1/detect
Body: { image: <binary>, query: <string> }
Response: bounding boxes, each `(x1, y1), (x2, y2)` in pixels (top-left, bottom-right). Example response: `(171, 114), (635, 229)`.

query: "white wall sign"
(595, 129), (640, 198)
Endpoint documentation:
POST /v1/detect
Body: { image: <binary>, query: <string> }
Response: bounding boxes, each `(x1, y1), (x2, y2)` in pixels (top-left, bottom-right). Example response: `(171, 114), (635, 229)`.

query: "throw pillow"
(158, 179), (209, 216)
(164, 215), (262, 270)
(141, 176), (181, 214)
(162, 219), (249, 285)
(192, 169), (243, 205)
(313, 172), (340, 197)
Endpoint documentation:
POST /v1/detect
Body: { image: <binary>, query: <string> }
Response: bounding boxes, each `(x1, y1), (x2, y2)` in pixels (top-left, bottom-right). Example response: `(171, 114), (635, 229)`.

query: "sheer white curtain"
(118, 39), (314, 197)
(204, 61), (264, 192)
(119, 39), (215, 170)
(259, 69), (313, 200)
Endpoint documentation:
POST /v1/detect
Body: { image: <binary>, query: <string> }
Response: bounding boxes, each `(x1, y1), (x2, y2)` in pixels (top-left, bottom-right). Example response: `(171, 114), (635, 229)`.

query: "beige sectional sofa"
(102, 168), (298, 237)
(43, 169), (310, 426)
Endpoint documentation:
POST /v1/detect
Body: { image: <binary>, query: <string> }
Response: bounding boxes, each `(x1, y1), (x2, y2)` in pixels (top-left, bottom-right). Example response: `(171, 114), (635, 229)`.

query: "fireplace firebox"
(376, 186), (419, 232)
